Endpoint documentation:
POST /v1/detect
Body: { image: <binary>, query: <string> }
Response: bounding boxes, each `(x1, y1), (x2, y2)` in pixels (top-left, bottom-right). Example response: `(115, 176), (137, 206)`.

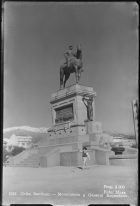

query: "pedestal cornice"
(50, 84), (96, 104)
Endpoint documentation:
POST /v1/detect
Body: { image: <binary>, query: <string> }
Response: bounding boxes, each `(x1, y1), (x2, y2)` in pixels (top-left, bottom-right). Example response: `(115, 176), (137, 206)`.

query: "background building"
(7, 134), (32, 148)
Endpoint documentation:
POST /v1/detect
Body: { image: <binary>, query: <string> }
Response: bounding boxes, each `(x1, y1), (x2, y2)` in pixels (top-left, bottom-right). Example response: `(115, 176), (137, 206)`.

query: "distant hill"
(103, 131), (135, 139)
(3, 126), (49, 144)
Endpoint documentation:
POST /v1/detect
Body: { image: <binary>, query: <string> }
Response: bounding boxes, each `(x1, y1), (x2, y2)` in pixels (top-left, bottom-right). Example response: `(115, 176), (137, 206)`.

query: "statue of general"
(60, 44), (84, 89)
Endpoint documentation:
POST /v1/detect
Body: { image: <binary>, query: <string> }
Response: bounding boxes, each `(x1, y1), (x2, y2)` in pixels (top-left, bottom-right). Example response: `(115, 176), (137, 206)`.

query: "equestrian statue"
(60, 44), (84, 89)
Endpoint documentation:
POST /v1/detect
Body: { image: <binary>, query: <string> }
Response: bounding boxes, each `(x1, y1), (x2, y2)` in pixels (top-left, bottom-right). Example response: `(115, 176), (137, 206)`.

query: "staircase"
(5, 145), (61, 167)
(5, 147), (40, 167)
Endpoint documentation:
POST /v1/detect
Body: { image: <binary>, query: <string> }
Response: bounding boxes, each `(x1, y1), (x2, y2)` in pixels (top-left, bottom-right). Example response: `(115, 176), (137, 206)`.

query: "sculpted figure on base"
(82, 96), (93, 121)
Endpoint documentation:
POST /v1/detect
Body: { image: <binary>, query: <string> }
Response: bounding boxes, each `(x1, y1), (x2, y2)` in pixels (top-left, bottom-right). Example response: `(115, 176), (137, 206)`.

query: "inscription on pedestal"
(55, 103), (74, 124)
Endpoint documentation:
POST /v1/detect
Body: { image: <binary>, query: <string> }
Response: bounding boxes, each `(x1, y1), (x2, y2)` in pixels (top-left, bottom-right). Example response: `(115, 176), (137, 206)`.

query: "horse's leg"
(78, 67), (82, 82)
(60, 66), (64, 89)
(64, 72), (70, 88)
(77, 68), (80, 83)
(75, 66), (79, 84)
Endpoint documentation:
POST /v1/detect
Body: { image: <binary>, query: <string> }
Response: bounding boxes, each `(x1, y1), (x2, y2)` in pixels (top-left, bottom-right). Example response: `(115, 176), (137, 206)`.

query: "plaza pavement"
(3, 165), (138, 205)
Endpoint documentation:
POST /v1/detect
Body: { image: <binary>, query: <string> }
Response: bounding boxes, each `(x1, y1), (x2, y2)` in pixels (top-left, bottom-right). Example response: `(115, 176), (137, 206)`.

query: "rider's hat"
(83, 146), (87, 150)
(69, 45), (73, 49)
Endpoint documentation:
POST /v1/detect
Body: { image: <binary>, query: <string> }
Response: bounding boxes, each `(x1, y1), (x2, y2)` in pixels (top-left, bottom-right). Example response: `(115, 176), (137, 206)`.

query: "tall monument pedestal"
(38, 84), (104, 167)
(48, 84), (97, 147)
(50, 84), (96, 125)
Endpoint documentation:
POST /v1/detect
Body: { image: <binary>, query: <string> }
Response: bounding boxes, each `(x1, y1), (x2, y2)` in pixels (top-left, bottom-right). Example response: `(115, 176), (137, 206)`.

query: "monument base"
(85, 121), (102, 134)
(37, 84), (105, 167)
(7, 85), (110, 167)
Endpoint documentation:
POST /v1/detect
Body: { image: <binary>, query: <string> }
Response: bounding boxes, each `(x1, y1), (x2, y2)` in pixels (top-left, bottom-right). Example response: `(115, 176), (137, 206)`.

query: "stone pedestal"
(85, 121), (102, 134)
(8, 85), (107, 167)
(47, 84), (97, 148)
(38, 84), (103, 167)
(50, 84), (96, 126)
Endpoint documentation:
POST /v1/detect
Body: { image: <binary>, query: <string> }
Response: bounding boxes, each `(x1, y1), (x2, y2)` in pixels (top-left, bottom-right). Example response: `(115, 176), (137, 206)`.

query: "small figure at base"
(82, 147), (90, 169)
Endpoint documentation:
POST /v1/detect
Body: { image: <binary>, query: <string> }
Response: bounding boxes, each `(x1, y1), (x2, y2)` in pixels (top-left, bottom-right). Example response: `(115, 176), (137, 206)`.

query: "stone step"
(15, 162), (39, 166)
(6, 154), (40, 167)
(14, 165), (39, 167)
(18, 159), (39, 164)
(21, 159), (39, 163)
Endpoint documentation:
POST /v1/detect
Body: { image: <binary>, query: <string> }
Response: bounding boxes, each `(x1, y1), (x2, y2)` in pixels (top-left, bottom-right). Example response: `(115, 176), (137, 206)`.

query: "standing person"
(82, 147), (90, 169)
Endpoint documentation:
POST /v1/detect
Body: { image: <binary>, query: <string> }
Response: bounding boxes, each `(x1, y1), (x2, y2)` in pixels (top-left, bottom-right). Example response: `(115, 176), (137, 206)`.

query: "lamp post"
(132, 100), (138, 147)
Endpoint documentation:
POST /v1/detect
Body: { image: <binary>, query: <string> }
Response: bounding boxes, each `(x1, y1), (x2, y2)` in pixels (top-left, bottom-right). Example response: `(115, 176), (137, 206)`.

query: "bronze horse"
(60, 45), (83, 89)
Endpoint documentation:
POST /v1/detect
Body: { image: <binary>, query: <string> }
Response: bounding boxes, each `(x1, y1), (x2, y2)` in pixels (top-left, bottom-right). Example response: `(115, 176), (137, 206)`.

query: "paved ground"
(3, 165), (138, 205)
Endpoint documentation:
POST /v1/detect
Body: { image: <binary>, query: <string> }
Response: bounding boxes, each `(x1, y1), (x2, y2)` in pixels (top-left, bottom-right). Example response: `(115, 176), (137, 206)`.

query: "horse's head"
(77, 44), (81, 50)
(76, 44), (82, 60)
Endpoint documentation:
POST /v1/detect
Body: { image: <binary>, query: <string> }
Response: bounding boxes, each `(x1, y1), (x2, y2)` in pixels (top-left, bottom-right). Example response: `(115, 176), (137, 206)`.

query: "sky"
(4, 2), (138, 134)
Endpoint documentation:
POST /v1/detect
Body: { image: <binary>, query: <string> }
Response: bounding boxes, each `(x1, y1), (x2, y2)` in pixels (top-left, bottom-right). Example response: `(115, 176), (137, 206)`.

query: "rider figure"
(64, 45), (76, 68)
